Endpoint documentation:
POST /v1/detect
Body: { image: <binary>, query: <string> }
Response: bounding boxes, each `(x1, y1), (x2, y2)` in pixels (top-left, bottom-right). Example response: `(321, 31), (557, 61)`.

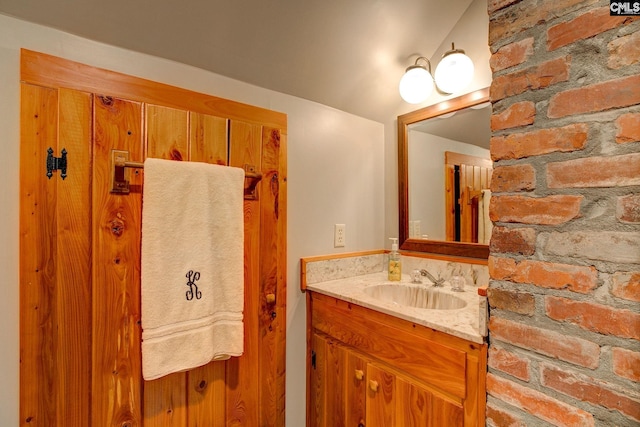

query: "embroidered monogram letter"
(185, 270), (202, 301)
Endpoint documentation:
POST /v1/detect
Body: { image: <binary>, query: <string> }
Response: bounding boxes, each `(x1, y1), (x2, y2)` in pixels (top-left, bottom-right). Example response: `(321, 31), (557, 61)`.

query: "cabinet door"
(345, 350), (367, 427)
(310, 333), (348, 427)
(396, 377), (463, 427)
(309, 334), (327, 427)
(366, 364), (396, 427)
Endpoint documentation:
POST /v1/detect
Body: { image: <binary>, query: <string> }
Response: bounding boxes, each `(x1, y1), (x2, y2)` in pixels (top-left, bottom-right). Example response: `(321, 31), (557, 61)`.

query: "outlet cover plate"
(334, 224), (346, 247)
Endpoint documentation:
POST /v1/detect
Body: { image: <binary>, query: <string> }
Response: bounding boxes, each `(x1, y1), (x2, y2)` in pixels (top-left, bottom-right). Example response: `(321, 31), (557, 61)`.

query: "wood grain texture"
(325, 341), (346, 427)
(142, 104), (189, 426)
(396, 378), (430, 426)
(312, 295), (468, 399)
(345, 350), (367, 427)
(259, 127), (286, 426)
(309, 334), (327, 427)
(92, 95), (144, 426)
(227, 120), (262, 426)
(366, 364), (396, 427)
(308, 291), (487, 426)
(20, 83), (59, 426)
(190, 112), (228, 165)
(56, 88), (93, 425)
(186, 111), (229, 427)
(21, 49), (287, 130)
(20, 50), (287, 427)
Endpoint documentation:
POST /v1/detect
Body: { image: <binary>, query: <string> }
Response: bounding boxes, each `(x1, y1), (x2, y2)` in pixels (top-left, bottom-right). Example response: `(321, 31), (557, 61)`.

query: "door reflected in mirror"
(408, 104), (492, 243)
(398, 88), (491, 259)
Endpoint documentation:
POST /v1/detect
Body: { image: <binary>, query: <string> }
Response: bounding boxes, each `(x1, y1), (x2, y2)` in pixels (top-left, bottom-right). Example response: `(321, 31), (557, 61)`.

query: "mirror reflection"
(397, 88), (491, 259)
(408, 103), (492, 244)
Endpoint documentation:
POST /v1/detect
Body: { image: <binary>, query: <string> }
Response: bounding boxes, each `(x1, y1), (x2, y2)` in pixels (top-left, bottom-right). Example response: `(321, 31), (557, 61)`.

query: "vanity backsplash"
(304, 251), (488, 289)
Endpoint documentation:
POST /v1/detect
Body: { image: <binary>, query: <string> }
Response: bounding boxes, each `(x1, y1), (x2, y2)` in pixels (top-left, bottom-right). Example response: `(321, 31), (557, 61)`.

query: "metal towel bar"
(110, 149), (262, 199)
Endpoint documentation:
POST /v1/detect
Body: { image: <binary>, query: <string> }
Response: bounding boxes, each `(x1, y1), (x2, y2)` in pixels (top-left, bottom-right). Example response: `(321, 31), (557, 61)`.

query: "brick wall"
(486, 0), (640, 425)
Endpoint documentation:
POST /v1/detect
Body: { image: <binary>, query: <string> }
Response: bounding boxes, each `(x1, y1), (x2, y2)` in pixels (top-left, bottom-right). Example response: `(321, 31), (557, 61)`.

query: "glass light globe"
(399, 66), (433, 104)
(434, 51), (474, 95)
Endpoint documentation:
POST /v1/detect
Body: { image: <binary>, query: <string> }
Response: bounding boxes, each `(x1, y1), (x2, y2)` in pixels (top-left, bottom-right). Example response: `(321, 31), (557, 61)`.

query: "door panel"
(20, 50), (286, 427)
(345, 349), (367, 427)
(142, 103), (190, 426)
(367, 364), (396, 427)
(259, 127), (286, 426)
(92, 95), (144, 426)
(444, 151), (492, 243)
(57, 88), (93, 425)
(227, 120), (262, 426)
(186, 112), (229, 427)
(396, 378), (429, 426)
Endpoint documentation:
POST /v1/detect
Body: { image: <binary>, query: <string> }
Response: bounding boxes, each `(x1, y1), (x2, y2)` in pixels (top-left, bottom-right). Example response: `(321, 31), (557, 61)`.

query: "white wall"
(408, 131), (490, 240)
(0, 14), (384, 425)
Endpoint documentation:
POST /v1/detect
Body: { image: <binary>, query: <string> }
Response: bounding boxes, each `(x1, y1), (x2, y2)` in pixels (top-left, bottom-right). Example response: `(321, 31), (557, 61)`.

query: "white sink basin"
(363, 284), (467, 310)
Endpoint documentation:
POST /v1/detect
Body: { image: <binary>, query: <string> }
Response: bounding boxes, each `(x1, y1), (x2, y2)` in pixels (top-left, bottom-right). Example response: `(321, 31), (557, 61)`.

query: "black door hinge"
(311, 350), (316, 370)
(46, 147), (67, 180)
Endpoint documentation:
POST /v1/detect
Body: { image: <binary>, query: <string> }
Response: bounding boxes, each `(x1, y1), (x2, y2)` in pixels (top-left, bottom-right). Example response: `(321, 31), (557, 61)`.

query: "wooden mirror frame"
(397, 87), (490, 259)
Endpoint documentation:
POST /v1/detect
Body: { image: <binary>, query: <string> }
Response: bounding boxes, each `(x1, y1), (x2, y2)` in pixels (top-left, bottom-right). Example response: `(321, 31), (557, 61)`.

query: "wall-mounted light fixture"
(399, 43), (474, 104)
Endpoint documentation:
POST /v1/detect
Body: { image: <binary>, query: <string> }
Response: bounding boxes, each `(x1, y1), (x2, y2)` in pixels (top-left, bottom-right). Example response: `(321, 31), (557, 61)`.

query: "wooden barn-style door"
(444, 151), (492, 244)
(19, 49), (287, 426)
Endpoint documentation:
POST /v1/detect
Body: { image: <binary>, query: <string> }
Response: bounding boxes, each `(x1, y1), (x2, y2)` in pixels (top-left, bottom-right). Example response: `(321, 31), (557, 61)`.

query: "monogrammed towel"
(141, 158), (245, 381)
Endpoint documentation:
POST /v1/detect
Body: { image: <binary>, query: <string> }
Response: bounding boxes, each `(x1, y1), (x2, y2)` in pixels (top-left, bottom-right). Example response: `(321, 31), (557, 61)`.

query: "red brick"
(616, 112), (640, 143)
(489, 256), (598, 294)
(609, 30), (640, 69)
(613, 347), (640, 382)
(548, 74), (640, 118)
(488, 287), (536, 315)
(489, 346), (531, 381)
(541, 364), (640, 422)
(489, 0), (600, 45)
(489, 317), (600, 368)
(544, 230), (640, 264)
(490, 164), (536, 193)
(547, 7), (639, 51)
(618, 194), (640, 224)
(491, 123), (588, 161)
(489, 194), (582, 225)
(486, 403), (526, 427)
(490, 38), (535, 72)
(489, 226), (536, 255)
(487, 373), (595, 426)
(612, 271), (640, 302)
(546, 296), (640, 340)
(547, 153), (640, 188)
(487, 0), (519, 15)
(491, 57), (570, 101)
(491, 101), (535, 131)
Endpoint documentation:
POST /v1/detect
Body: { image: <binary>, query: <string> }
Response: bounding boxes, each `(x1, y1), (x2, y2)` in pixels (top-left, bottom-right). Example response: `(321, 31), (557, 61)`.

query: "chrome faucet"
(420, 269), (445, 287)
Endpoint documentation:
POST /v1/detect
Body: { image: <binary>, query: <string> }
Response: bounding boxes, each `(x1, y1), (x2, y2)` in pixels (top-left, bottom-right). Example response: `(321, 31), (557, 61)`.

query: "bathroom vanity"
(302, 253), (488, 427)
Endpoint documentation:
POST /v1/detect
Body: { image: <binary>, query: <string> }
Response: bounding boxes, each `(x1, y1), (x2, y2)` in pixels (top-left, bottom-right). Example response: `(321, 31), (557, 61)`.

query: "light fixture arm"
(408, 56), (455, 96)
(408, 56), (432, 74)
(399, 42), (475, 103)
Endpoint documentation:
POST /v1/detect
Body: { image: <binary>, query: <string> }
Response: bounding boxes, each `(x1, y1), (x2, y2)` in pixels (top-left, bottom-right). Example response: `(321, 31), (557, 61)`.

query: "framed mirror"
(398, 88), (491, 259)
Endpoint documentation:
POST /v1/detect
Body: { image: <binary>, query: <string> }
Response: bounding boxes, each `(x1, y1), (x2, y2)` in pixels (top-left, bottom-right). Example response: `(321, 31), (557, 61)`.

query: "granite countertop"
(306, 272), (487, 344)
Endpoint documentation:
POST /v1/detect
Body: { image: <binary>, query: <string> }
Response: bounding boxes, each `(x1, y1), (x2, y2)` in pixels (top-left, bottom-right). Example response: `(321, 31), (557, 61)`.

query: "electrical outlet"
(334, 224), (346, 247)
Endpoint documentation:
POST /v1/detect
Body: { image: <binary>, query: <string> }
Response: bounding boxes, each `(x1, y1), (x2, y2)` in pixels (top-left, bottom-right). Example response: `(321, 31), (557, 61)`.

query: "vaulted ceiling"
(0, 0), (474, 122)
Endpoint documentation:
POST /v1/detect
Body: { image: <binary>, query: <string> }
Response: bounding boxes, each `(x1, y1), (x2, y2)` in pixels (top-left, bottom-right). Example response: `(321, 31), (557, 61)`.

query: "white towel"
(141, 158), (245, 381)
(478, 189), (493, 245)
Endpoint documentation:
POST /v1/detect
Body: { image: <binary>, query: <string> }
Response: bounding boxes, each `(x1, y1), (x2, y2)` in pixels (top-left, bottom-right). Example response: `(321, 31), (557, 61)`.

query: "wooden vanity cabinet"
(307, 292), (486, 427)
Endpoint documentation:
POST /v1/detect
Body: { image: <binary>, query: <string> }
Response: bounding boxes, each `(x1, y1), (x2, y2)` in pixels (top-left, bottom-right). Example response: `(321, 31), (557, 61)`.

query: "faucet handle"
(419, 269), (445, 287)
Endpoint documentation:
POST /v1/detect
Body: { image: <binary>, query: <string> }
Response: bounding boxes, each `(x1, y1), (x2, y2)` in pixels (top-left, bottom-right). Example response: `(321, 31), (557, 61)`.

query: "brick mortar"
(488, 0), (640, 424)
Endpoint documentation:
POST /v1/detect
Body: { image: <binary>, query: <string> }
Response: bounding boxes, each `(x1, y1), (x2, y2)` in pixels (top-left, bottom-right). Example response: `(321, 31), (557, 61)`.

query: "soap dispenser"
(388, 238), (401, 281)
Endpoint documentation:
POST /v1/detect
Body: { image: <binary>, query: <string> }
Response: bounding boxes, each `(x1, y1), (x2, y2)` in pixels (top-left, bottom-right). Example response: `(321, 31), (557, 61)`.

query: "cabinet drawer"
(312, 294), (467, 399)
